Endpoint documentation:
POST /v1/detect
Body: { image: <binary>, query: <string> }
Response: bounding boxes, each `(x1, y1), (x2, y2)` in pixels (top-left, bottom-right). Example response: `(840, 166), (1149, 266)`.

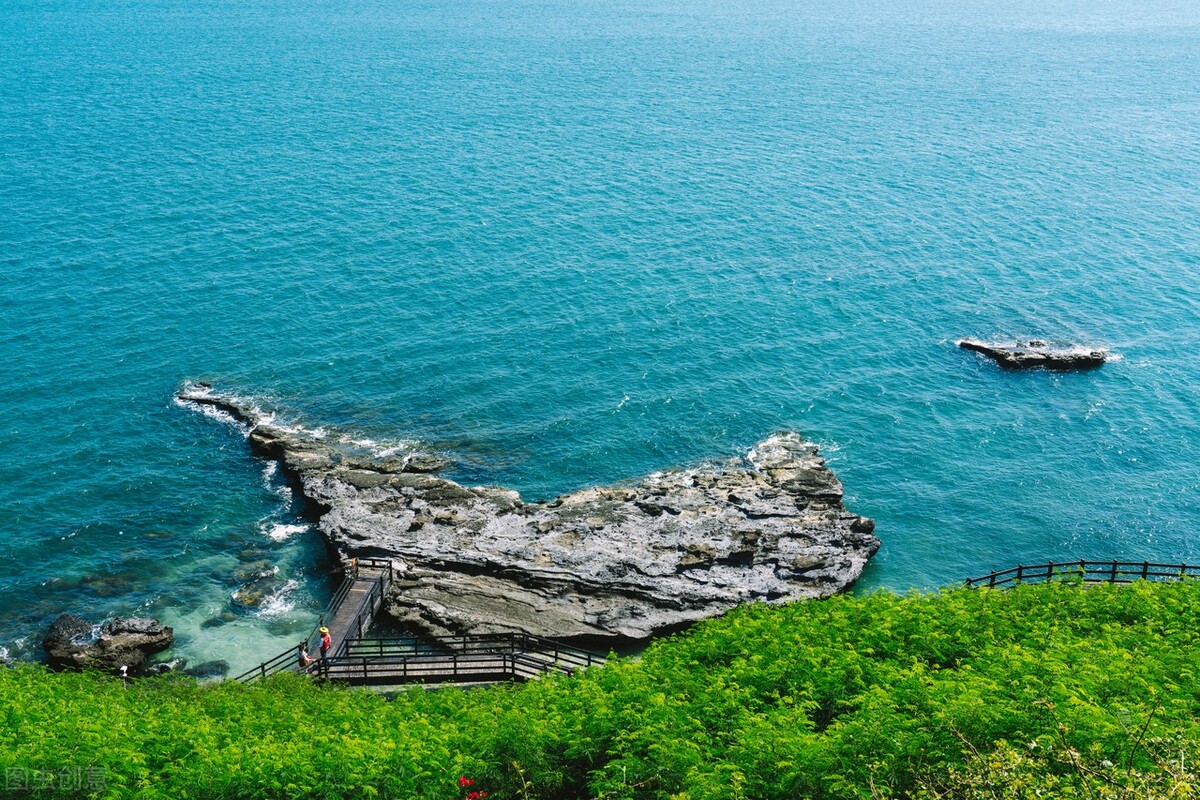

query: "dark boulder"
(958, 339), (1107, 371)
(42, 613), (97, 666)
(43, 613), (173, 673)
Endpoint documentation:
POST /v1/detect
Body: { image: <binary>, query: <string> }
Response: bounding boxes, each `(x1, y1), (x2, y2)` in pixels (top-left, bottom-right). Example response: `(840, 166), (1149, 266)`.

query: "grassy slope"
(4, 580), (1200, 799)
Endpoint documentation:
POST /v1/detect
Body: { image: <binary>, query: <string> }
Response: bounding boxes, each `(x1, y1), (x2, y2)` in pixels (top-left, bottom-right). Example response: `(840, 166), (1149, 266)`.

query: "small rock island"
(179, 386), (880, 644)
(958, 339), (1108, 371)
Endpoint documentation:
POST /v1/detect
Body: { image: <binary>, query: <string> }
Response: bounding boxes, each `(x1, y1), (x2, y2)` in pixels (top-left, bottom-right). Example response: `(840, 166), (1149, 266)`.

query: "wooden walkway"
(233, 560), (604, 685)
(324, 559), (393, 650)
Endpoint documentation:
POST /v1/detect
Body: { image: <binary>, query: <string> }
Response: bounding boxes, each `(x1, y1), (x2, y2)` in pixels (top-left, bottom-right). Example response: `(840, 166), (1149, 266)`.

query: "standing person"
(318, 626), (332, 661)
(297, 642), (313, 671)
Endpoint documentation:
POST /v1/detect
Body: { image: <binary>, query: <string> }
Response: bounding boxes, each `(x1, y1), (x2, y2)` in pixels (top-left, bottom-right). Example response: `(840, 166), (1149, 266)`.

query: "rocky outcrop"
(178, 385), (880, 643)
(958, 339), (1107, 371)
(43, 614), (173, 673)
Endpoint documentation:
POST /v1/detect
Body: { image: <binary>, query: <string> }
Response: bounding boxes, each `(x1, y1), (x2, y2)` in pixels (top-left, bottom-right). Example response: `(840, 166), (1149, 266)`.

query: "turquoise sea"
(2, 0), (1199, 675)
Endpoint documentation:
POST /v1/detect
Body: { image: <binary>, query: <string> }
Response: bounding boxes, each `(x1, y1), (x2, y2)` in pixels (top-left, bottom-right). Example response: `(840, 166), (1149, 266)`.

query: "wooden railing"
(964, 560), (1200, 589)
(232, 556), (604, 686)
(320, 632), (605, 685)
(233, 609), (331, 684)
(341, 633), (603, 671)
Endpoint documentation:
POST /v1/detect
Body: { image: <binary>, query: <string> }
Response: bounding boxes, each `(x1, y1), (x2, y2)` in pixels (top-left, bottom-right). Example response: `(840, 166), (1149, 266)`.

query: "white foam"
(255, 579), (299, 619)
(343, 435), (421, 458)
(71, 625), (102, 646)
(260, 462), (293, 500)
(264, 522), (309, 542)
(250, 407), (327, 440)
(814, 439), (843, 459)
(174, 395), (251, 435)
(176, 382), (294, 437)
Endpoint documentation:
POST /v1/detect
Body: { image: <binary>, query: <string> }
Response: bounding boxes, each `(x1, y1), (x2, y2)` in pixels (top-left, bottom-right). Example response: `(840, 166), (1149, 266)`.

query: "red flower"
(467, 793), (480, 800)
(458, 777), (474, 788)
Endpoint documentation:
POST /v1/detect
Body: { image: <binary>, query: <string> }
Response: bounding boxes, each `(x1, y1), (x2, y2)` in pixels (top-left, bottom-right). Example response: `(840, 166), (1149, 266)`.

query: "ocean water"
(2, 0), (1199, 675)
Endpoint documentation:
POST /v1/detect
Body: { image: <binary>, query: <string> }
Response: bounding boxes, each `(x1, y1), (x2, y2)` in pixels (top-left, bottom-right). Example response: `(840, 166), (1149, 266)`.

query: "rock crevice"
(178, 386), (880, 642)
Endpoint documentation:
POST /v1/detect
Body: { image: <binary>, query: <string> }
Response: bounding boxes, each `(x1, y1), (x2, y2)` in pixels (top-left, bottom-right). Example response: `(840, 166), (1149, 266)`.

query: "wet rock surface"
(179, 386), (880, 643)
(43, 613), (174, 673)
(958, 339), (1108, 371)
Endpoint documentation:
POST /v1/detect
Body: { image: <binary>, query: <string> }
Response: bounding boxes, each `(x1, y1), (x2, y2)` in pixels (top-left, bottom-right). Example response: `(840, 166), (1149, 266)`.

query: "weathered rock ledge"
(178, 385), (879, 643)
(958, 339), (1108, 371)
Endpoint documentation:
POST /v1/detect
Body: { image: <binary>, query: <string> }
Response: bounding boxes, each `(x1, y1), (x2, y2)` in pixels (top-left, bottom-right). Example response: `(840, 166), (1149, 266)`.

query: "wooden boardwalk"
(233, 561), (604, 686)
(324, 559), (393, 651)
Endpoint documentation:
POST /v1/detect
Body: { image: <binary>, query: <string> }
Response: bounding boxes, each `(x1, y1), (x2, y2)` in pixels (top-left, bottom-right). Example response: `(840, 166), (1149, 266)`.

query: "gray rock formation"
(43, 614), (173, 673)
(178, 386), (880, 642)
(958, 339), (1107, 371)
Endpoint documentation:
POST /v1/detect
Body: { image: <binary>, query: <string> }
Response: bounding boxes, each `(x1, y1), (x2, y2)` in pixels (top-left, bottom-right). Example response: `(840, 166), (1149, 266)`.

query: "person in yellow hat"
(318, 627), (332, 662)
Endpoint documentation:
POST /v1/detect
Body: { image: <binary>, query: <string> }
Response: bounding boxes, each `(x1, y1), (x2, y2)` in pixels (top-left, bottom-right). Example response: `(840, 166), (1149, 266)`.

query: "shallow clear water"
(2, 0), (1199, 675)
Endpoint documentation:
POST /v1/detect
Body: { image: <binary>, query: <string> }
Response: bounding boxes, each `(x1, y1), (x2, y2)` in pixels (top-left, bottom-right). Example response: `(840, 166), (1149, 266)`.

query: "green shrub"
(4, 580), (1200, 799)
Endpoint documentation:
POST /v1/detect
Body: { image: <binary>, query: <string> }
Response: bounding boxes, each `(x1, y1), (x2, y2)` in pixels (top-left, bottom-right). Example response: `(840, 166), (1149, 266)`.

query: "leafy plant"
(5, 580), (1200, 798)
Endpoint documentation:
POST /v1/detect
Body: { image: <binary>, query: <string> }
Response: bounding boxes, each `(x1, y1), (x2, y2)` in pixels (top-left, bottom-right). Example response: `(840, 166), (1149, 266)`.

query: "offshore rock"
(958, 339), (1107, 371)
(43, 614), (174, 673)
(178, 385), (880, 643)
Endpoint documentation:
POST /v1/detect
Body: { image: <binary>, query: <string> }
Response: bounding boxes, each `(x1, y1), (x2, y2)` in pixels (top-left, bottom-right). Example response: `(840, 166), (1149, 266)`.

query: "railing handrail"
(318, 644), (596, 684)
(339, 632), (603, 667)
(232, 556), (604, 686)
(965, 559), (1200, 589)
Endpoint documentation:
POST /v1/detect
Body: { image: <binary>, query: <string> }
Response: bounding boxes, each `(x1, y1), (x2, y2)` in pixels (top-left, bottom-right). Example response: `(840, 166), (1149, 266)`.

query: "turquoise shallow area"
(2, 0), (1199, 674)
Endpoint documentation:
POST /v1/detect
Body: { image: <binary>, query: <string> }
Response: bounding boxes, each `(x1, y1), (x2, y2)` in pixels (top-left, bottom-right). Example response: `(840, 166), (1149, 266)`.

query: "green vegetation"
(4, 580), (1200, 799)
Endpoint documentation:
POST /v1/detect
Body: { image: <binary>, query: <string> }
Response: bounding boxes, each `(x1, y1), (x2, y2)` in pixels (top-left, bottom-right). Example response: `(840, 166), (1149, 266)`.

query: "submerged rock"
(43, 614), (173, 673)
(178, 385), (880, 643)
(230, 575), (287, 610)
(183, 659), (230, 680)
(958, 339), (1107, 371)
(144, 658), (185, 676)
